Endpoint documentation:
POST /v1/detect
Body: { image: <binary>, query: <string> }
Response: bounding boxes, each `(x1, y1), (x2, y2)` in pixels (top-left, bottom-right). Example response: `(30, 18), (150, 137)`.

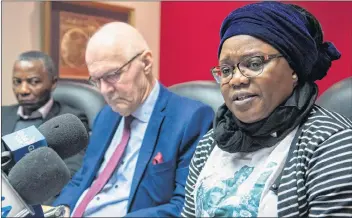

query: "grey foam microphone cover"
(8, 147), (70, 205)
(38, 113), (88, 159)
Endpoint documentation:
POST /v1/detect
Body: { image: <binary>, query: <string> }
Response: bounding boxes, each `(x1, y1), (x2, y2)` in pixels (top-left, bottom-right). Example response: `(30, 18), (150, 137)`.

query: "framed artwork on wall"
(43, 1), (134, 79)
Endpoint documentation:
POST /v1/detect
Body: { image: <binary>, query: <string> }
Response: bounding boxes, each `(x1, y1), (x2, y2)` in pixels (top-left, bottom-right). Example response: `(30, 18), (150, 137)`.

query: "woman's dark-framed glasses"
(211, 54), (283, 84)
(88, 51), (144, 88)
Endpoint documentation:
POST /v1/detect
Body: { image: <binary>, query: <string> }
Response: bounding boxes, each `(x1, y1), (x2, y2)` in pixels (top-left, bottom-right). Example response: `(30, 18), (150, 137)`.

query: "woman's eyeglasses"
(88, 52), (144, 88)
(211, 54), (283, 84)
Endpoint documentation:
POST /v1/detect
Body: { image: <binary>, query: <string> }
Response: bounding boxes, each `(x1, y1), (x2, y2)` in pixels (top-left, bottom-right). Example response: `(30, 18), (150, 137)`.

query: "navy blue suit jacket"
(53, 85), (214, 217)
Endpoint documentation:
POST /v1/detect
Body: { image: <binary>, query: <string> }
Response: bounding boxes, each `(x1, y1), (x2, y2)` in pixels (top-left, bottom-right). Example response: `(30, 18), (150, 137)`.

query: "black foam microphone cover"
(1, 151), (14, 173)
(38, 113), (88, 159)
(8, 147), (70, 205)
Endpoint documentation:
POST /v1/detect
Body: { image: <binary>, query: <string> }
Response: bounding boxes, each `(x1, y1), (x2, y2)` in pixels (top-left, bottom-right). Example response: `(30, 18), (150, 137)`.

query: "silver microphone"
(43, 205), (66, 218)
(1, 170), (34, 217)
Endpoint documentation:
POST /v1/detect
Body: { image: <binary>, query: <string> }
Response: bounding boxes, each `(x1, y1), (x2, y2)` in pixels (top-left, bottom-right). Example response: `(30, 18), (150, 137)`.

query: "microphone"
(1, 151), (14, 172)
(1, 113), (88, 169)
(37, 113), (88, 159)
(1, 147), (70, 217)
(8, 147), (71, 205)
(2, 125), (47, 163)
(1, 171), (34, 217)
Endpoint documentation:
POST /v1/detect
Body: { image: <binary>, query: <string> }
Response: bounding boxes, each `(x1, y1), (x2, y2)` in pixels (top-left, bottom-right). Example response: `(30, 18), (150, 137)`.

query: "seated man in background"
(1, 51), (89, 204)
(52, 22), (214, 217)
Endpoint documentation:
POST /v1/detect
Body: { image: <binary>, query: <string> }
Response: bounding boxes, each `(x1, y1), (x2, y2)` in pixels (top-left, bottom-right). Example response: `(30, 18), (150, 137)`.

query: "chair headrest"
(168, 81), (224, 112)
(53, 80), (106, 128)
(316, 77), (352, 120)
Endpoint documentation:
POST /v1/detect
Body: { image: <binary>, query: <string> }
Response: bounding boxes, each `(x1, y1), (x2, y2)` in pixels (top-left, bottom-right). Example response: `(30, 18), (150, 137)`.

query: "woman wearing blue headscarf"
(181, 2), (351, 217)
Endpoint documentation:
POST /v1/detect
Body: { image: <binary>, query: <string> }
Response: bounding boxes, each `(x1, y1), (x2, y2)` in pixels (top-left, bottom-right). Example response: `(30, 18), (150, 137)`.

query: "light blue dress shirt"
(72, 81), (160, 217)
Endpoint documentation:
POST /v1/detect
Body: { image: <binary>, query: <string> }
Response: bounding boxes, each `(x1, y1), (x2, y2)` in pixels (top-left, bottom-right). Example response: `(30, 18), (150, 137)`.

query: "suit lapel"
(44, 101), (60, 122)
(1, 105), (19, 136)
(2, 101), (59, 136)
(127, 85), (170, 209)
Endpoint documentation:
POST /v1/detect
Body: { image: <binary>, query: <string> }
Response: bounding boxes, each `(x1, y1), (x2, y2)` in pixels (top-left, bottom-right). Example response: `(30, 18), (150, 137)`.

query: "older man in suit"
(1, 51), (89, 204)
(52, 22), (214, 217)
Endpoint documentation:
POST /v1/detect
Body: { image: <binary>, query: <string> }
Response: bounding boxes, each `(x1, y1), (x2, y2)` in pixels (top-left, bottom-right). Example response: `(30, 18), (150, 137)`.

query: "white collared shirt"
(72, 81), (160, 217)
(17, 97), (54, 119)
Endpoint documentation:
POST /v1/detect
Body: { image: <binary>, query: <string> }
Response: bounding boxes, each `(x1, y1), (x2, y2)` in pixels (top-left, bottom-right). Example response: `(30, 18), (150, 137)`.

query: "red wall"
(160, 1), (352, 96)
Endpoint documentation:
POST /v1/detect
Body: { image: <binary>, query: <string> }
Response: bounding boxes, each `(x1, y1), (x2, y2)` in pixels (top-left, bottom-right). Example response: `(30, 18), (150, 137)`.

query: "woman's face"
(219, 35), (297, 123)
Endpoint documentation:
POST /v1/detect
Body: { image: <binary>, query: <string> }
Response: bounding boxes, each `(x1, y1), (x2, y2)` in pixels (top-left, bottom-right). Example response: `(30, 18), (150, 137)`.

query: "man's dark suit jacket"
(1, 100), (89, 204)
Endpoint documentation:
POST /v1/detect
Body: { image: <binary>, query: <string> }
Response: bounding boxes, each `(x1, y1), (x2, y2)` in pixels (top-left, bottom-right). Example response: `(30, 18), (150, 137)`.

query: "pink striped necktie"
(72, 116), (133, 217)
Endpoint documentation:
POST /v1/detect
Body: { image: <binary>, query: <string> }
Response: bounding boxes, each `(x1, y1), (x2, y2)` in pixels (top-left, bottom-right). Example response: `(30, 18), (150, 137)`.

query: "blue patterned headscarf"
(218, 1), (341, 81)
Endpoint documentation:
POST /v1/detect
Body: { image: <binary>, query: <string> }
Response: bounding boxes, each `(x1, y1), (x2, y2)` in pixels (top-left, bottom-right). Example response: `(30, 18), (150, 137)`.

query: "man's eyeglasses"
(88, 51), (144, 88)
(211, 54), (283, 84)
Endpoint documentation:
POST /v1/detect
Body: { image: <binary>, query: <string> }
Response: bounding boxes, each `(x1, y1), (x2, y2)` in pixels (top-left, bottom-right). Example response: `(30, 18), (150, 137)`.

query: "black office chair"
(168, 81), (224, 112)
(53, 80), (106, 129)
(316, 77), (352, 120)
